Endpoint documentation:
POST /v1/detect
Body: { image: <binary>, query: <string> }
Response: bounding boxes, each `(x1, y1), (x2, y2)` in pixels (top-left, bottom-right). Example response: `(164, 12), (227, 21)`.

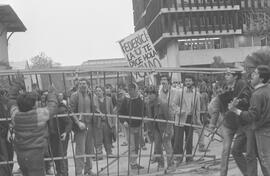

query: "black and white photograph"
(0, 0), (270, 176)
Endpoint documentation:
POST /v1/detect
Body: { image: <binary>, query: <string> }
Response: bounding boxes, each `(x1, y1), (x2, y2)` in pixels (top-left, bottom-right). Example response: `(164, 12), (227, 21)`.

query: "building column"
(166, 39), (181, 81)
(0, 22), (8, 69)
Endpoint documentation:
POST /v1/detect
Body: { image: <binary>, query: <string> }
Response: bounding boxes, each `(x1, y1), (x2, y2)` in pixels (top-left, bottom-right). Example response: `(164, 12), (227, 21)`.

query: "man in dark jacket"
(146, 86), (174, 169)
(48, 92), (72, 176)
(10, 86), (58, 176)
(219, 69), (252, 176)
(0, 89), (13, 176)
(69, 78), (98, 176)
(118, 83), (145, 170)
(229, 65), (270, 175)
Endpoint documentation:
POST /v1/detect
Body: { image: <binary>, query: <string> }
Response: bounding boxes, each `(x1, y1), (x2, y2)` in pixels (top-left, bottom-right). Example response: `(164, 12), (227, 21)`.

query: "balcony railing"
(147, 10), (241, 45)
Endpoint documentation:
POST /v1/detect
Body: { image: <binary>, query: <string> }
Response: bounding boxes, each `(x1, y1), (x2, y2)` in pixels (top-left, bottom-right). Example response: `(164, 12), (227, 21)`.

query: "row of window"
(164, 0), (270, 8)
(178, 36), (268, 51)
(164, 0), (238, 9)
(163, 11), (240, 34)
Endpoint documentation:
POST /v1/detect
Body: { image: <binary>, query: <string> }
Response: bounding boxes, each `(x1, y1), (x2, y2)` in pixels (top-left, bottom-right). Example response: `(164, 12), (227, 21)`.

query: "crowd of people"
(0, 52), (270, 176)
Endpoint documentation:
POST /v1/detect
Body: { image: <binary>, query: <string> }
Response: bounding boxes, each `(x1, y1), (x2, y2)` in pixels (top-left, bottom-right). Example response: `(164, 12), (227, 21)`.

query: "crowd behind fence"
(0, 67), (240, 176)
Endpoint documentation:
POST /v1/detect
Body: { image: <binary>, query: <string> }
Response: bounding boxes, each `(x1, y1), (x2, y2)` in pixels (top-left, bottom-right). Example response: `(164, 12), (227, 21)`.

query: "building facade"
(132, 0), (270, 70)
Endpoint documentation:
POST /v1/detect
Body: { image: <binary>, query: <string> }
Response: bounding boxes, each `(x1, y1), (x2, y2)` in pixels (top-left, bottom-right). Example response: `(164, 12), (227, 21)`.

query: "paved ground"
(12, 130), (263, 176)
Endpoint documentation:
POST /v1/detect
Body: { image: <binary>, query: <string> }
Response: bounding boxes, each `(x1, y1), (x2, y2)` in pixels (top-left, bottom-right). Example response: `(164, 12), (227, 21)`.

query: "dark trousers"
(95, 121), (112, 155)
(44, 142), (53, 172)
(220, 125), (236, 176)
(17, 148), (45, 176)
(255, 127), (270, 176)
(50, 133), (69, 176)
(232, 126), (258, 176)
(0, 135), (13, 176)
(173, 115), (193, 161)
(153, 128), (173, 166)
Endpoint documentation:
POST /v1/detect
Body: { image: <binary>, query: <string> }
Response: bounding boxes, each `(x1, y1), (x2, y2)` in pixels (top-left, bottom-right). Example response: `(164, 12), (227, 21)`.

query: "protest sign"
(119, 28), (161, 82)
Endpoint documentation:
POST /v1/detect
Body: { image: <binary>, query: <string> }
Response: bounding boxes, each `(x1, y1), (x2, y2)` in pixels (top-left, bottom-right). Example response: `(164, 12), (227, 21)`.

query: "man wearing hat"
(229, 65), (270, 175)
(219, 68), (253, 176)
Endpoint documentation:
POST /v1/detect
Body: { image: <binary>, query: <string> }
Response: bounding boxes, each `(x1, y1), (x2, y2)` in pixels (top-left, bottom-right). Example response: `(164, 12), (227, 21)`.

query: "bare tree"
(210, 56), (226, 68)
(30, 52), (60, 69)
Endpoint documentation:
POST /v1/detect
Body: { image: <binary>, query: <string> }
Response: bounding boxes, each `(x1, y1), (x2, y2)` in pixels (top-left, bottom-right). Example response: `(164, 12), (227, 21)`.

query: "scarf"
(78, 91), (92, 124)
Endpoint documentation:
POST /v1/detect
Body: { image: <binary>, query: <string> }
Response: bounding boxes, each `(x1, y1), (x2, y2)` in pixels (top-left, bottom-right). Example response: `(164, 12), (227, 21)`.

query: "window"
(178, 37), (221, 50)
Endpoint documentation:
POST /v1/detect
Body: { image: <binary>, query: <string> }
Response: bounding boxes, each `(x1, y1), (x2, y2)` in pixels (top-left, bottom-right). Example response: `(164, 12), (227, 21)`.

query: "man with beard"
(94, 86), (114, 159)
(172, 75), (200, 165)
(146, 85), (174, 169)
(158, 73), (182, 166)
(229, 65), (270, 175)
(219, 69), (252, 176)
(70, 78), (98, 176)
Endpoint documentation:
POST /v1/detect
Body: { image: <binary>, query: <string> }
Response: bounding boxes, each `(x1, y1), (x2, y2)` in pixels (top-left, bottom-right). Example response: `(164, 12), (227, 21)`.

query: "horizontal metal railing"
(0, 67), (227, 176)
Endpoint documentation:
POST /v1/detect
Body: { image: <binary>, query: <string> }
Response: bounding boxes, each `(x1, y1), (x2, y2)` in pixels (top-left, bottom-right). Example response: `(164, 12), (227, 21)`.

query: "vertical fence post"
(35, 74), (40, 89)
(62, 72), (78, 176)
(116, 71), (120, 176)
(137, 72), (146, 175)
(192, 72), (204, 158)
(4, 75), (13, 176)
(8, 75), (12, 86)
(172, 71), (185, 164)
(90, 72), (100, 176)
(47, 74), (57, 176)
(103, 72), (110, 176)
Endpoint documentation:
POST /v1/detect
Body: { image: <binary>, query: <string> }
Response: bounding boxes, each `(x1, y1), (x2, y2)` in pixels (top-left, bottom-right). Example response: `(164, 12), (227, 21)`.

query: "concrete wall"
(178, 46), (262, 66)
(161, 44), (263, 67)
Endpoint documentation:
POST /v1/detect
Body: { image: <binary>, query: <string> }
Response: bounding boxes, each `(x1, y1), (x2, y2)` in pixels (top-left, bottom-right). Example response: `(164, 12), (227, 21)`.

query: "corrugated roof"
(81, 58), (128, 67)
(0, 4), (26, 32)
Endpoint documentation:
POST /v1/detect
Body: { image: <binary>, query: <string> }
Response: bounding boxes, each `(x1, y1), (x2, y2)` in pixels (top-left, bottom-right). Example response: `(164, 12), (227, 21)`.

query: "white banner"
(119, 28), (161, 82)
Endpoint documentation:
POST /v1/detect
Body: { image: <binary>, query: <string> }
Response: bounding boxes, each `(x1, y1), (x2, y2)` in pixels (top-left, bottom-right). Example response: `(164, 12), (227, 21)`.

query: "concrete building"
(0, 4), (26, 69)
(132, 0), (270, 71)
(81, 58), (129, 86)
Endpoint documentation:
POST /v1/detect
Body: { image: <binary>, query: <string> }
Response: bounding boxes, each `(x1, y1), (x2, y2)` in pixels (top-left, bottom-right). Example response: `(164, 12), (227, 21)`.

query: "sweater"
(95, 96), (115, 128)
(69, 90), (99, 125)
(10, 92), (58, 150)
(221, 79), (251, 129)
(147, 98), (173, 135)
(240, 84), (270, 130)
(48, 102), (73, 135)
(159, 87), (182, 118)
(118, 96), (145, 127)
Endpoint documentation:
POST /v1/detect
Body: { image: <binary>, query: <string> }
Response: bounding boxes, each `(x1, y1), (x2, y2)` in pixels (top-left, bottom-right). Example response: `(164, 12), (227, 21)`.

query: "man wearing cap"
(219, 68), (253, 176)
(229, 65), (270, 175)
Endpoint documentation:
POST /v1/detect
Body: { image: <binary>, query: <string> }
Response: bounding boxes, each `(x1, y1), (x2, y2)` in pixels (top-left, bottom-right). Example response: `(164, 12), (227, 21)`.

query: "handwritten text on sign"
(119, 28), (161, 82)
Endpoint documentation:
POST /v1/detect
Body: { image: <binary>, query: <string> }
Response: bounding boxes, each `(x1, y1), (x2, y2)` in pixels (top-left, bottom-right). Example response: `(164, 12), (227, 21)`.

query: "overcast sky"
(2, 0), (134, 66)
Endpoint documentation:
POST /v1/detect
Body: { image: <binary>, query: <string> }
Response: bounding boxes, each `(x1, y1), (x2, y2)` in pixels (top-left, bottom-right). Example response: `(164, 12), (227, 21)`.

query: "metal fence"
(0, 67), (239, 176)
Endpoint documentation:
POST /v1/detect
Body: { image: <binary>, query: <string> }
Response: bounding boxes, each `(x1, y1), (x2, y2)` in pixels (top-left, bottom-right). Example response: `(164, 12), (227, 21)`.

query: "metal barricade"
(0, 67), (239, 176)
